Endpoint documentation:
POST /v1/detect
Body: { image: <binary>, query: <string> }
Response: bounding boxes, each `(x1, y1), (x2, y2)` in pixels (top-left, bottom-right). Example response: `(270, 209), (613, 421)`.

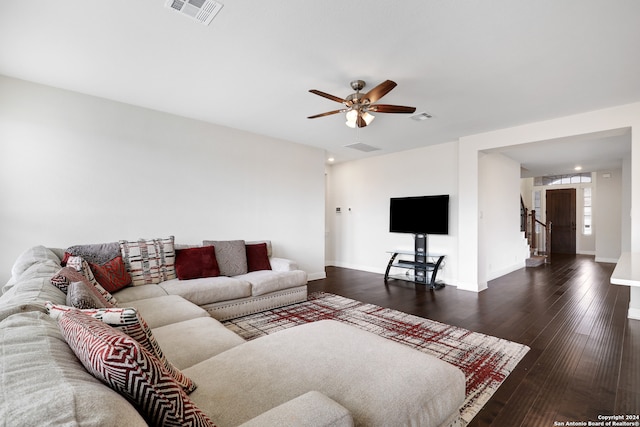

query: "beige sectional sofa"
(0, 244), (466, 427)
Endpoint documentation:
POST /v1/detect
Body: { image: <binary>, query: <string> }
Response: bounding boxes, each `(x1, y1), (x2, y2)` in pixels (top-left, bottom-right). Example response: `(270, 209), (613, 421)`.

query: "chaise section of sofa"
(184, 320), (466, 427)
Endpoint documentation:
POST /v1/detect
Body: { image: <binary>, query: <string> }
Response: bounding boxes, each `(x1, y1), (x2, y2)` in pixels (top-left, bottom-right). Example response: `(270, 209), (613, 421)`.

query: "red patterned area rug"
(223, 292), (529, 426)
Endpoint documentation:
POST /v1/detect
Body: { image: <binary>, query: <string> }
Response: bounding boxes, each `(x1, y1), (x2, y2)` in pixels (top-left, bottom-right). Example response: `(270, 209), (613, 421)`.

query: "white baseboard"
(487, 261), (525, 282)
(307, 271), (327, 281)
(595, 257), (619, 263)
(326, 261), (383, 275)
(454, 281), (487, 293)
(628, 307), (640, 321)
(577, 250), (596, 256)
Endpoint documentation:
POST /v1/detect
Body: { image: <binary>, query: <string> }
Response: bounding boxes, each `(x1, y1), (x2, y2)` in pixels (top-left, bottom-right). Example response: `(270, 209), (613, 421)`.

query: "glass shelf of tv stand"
(384, 250), (445, 290)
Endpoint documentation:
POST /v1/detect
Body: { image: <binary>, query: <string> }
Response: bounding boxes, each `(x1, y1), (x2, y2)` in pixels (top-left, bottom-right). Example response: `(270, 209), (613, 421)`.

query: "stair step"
(526, 255), (546, 267)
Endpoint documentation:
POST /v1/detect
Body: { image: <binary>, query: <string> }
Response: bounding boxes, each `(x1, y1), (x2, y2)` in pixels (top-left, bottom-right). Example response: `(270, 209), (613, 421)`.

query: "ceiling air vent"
(410, 112), (433, 121)
(344, 142), (381, 152)
(165, 0), (224, 25)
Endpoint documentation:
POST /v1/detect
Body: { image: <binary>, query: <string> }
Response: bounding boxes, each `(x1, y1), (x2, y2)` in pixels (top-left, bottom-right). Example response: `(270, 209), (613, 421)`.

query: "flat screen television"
(389, 195), (449, 235)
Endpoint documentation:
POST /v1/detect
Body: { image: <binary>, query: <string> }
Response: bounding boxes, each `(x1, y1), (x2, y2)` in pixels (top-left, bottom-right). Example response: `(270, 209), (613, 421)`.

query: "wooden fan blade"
(370, 104), (416, 114)
(363, 80), (397, 103)
(307, 110), (343, 119)
(357, 114), (367, 128)
(309, 89), (346, 104)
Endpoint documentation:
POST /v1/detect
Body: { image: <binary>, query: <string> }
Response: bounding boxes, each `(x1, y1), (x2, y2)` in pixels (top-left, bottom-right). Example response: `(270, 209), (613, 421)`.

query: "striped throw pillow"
(120, 236), (176, 286)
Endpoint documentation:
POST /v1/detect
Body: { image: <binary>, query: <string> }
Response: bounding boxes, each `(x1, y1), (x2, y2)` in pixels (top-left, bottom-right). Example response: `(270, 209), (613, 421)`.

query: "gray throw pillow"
(65, 242), (121, 265)
(202, 240), (247, 276)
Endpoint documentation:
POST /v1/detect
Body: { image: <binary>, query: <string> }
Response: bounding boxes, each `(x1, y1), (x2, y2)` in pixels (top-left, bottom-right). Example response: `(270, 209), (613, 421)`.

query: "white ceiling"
(493, 128), (631, 178)
(0, 0), (638, 171)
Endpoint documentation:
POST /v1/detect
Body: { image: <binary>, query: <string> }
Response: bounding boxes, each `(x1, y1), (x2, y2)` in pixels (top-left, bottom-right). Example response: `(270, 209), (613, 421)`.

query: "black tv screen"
(389, 195), (449, 235)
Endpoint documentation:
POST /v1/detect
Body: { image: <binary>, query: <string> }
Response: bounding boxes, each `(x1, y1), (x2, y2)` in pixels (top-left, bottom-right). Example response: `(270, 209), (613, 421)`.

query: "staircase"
(526, 255), (547, 267)
(521, 197), (551, 268)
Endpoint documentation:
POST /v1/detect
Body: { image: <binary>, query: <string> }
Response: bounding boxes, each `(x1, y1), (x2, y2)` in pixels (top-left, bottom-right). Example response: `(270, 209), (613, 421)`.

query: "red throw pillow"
(175, 246), (220, 280)
(246, 243), (272, 272)
(89, 256), (132, 293)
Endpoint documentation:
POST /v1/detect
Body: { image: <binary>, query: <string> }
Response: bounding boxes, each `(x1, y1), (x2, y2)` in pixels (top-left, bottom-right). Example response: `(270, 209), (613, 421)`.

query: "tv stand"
(384, 250), (445, 289)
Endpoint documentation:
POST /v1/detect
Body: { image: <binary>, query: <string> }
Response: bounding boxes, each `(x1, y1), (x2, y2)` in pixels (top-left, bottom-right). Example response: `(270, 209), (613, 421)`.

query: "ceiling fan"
(307, 80), (416, 128)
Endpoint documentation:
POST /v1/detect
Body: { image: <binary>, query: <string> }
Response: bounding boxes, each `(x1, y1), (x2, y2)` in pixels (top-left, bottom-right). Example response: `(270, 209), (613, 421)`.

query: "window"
(534, 172), (592, 186)
(583, 187), (592, 235)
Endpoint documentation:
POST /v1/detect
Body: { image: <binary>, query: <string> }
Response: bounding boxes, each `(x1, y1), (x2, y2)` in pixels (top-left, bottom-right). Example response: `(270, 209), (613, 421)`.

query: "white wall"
(622, 156), (632, 252)
(520, 178), (533, 210)
(594, 169), (622, 262)
(0, 76), (327, 284)
(326, 141), (458, 285)
(478, 152), (528, 283)
(458, 102), (640, 292)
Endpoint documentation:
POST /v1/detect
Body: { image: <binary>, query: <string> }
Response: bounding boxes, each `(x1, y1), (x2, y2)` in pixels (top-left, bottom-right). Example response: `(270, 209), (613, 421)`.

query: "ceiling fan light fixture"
(344, 110), (374, 128)
(345, 110), (358, 122)
(345, 110), (357, 128)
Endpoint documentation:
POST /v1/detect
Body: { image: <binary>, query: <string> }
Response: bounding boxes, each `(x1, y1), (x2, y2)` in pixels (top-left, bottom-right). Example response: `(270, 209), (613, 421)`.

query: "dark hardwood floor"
(308, 255), (640, 427)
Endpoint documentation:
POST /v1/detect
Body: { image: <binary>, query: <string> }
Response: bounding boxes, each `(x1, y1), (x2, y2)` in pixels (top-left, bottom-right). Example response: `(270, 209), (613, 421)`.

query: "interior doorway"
(546, 188), (576, 254)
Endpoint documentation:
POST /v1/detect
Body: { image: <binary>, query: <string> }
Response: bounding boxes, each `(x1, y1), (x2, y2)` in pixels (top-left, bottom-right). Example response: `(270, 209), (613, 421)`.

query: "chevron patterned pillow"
(50, 266), (117, 308)
(47, 304), (195, 393)
(58, 311), (214, 427)
(89, 256), (132, 293)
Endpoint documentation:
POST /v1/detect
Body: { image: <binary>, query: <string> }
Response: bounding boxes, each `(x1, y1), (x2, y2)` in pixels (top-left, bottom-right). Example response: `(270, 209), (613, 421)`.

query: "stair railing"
(529, 209), (552, 264)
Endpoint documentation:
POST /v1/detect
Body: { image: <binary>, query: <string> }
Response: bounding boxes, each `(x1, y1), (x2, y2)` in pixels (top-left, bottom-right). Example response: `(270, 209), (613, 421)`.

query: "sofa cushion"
(203, 240), (247, 276)
(66, 281), (106, 309)
(159, 276), (252, 306)
(113, 283), (169, 303)
(125, 295), (210, 329)
(185, 320), (465, 427)
(0, 311), (146, 426)
(89, 256), (132, 293)
(2, 246), (62, 294)
(246, 243), (272, 272)
(235, 270), (308, 296)
(120, 236), (177, 286)
(0, 277), (67, 322)
(175, 246), (220, 280)
(152, 317), (246, 370)
(8, 245), (61, 283)
(238, 391), (354, 427)
(58, 311), (214, 427)
(47, 304), (196, 393)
